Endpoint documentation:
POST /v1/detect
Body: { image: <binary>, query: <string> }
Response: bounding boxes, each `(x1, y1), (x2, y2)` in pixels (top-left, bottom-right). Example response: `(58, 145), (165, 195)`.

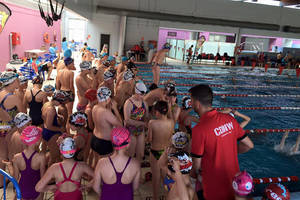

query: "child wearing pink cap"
(5, 126), (46, 200)
(93, 127), (141, 200)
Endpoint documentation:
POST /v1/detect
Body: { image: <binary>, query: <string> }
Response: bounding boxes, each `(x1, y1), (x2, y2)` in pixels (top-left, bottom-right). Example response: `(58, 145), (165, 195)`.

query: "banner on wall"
(196, 35), (206, 49)
(0, 2), (12, 34)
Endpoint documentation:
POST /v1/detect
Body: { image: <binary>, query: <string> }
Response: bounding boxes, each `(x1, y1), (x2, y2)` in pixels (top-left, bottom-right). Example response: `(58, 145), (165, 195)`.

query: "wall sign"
(168, 32), (177, 37)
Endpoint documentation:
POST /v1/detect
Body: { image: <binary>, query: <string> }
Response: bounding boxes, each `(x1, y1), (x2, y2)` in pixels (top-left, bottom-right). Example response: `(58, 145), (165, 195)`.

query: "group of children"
(0, 43), (292, 200)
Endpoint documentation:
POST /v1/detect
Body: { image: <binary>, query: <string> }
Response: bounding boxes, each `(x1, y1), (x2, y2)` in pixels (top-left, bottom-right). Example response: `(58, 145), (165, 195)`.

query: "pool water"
(137, 64), (300, 196)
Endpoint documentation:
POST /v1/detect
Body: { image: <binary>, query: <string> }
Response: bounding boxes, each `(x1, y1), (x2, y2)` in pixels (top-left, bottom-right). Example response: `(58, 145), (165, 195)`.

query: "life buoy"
(43, 33), (50, 43)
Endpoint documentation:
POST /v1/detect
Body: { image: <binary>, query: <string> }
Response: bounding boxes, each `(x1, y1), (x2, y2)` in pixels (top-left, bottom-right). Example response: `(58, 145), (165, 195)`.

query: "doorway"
(100, 34), (110, 55)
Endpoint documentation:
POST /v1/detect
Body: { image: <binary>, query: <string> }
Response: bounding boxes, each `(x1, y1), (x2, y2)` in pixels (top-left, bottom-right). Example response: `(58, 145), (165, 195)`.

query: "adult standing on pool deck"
(152, 43), (171, 86)
(48, 43), (59, 80)
(189, 84), (254, 200)
(187, 45), (194, 64)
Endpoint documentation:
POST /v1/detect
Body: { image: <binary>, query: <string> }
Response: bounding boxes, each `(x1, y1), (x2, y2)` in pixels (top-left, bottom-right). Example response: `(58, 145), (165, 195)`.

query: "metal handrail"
(0, 169), (21, 200)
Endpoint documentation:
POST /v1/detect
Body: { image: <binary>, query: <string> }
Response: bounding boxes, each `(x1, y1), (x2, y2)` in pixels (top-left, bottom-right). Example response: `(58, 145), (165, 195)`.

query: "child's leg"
(150, 153), (161, 200)
(136, 133), (145, 162)
(0, 137), (8, 187)
(128, 135), (137, 157)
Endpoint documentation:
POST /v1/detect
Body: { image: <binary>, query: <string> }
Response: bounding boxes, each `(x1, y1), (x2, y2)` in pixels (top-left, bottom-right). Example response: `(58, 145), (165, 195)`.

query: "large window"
(68, 18), (86, 42)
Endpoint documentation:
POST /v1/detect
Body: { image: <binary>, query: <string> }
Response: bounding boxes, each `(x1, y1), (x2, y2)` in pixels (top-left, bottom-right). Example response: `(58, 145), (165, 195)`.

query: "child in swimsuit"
(9, 113), (32, 160)
(68, 112), (90, 162)
(147, 101), (174, 200)
(5, 126), (46, 200)
(178, 96), (199, 135)
(93, 127), (141, 200)
(36, 137), (94, 200)
(124, 81), (148, 161)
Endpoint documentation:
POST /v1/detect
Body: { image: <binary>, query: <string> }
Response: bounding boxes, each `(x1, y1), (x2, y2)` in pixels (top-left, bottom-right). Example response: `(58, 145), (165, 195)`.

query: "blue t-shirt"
(49, 47), (57, 57)
(62, 41), (68, 52)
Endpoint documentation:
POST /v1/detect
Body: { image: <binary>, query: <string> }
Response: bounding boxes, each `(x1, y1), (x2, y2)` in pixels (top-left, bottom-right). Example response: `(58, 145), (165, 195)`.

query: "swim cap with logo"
(263, 184), (290, 200)
(20, 126), (42, 146)
(103, 70), (115, 81)
(32, 76), (44, 85)
(123, 70), (135, 81)
(0, 71), (19, 86)
(111, 127), (130, 150)
(121, 56), (128, 62)
(69, 112), (88, 127)
(232, 171), (253, 197)
(80, 61), (92, 71)
(64, 57), (74, 66)
(14, 113), (32, 128)
(135, 81), (147, 95)
(97, 87), (111, 102)
(168, 151), (193, 174)
(60, 137), (76, 159)
(182, 96), (192, 110)
(172, 132), (189, 149)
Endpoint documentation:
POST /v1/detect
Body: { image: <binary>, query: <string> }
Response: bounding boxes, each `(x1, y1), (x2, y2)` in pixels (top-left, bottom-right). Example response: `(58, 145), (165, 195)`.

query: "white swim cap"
(135, 81), (147, 95)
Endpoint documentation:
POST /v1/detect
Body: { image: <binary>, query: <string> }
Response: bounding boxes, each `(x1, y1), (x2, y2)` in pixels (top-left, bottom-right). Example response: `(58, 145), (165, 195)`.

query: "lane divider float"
(253, 176), (299, 184)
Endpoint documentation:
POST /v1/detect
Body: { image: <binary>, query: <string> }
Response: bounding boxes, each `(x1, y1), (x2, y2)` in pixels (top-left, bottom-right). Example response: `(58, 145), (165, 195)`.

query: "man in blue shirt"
(49, 43), (58, 57)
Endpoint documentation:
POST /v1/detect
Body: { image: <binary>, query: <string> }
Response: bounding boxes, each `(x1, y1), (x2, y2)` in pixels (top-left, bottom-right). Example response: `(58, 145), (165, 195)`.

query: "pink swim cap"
(232, 171), (253, 196)
(111, 127), (130, 150)
(20, 126), (42, 145)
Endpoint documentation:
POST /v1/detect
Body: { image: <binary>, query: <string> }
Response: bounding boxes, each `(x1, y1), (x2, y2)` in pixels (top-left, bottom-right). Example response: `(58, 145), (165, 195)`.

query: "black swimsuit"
(29, 90), (44, 126)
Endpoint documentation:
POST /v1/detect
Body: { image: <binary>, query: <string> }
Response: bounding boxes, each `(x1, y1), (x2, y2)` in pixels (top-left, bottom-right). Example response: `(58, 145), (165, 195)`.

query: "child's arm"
(12, 155), (20, 180)
(146, 120), (153, 143)
(35, 165), (56, 193)
(233, 110), (251, 128)
(172, 159), (190, 200)
(132, 160), (141, 191)
(93, 160), (103, 195)
(39, 153), (47, 177)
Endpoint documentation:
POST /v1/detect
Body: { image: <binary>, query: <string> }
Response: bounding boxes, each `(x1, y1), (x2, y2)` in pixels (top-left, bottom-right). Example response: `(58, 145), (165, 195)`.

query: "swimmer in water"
(279, 130), (300, 155)
(152, 43), (171, 86)
(147, 101), (174, 200)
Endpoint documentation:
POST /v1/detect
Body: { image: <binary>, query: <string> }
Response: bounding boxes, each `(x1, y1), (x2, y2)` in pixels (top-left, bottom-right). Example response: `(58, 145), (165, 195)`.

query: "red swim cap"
(263, 184), (290, 200)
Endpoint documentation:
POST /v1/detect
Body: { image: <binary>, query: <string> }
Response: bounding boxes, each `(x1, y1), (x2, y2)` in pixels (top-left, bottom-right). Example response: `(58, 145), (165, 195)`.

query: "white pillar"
(118, 16), (127, 57)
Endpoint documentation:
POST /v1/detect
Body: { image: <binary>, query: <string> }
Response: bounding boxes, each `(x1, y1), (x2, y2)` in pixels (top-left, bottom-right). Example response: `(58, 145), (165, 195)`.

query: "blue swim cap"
(64, 49), (72, 58)
(86, 47), (91, 51)
(121, 56), (128, 62)
(149, 44), (154, 49)
(107, 56), (115, 62)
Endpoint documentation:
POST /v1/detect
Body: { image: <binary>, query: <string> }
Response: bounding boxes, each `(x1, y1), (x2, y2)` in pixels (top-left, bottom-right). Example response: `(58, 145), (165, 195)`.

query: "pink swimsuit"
(54, 162), (82, 200)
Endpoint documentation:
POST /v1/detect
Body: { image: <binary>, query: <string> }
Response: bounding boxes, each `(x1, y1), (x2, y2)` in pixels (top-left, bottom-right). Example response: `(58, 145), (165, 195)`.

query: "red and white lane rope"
(175, 93), (300, 98)
(253, 176), (299, 184)
(215, 107), (300, 111)
(141, 75), (299, 83)
(245, 128), (300, 134)
(144, 81), (300, 89)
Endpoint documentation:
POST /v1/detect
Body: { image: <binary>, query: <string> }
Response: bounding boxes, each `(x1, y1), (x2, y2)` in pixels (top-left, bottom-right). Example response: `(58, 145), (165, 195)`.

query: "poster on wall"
(0, 2), (12, 34)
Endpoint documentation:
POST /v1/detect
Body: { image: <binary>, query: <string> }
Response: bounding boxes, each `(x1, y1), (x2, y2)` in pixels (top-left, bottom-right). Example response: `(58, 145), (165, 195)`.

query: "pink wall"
(158, 28), (191, 50)
(0, 1), (61, 70)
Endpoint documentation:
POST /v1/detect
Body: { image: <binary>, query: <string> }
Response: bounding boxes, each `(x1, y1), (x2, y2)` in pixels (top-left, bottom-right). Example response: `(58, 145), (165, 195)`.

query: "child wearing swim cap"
(178, 96), (199, 135)
(147, 100), (175, 200)
(9, 113), (32, 160)
(165, 151), (195, 200)
(67, 112), (90, 162)
(93, 127), (141, 200)
(4, 126), (46, 200)
(232, 171), (254, 200)
(36, 137), (94, 200)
